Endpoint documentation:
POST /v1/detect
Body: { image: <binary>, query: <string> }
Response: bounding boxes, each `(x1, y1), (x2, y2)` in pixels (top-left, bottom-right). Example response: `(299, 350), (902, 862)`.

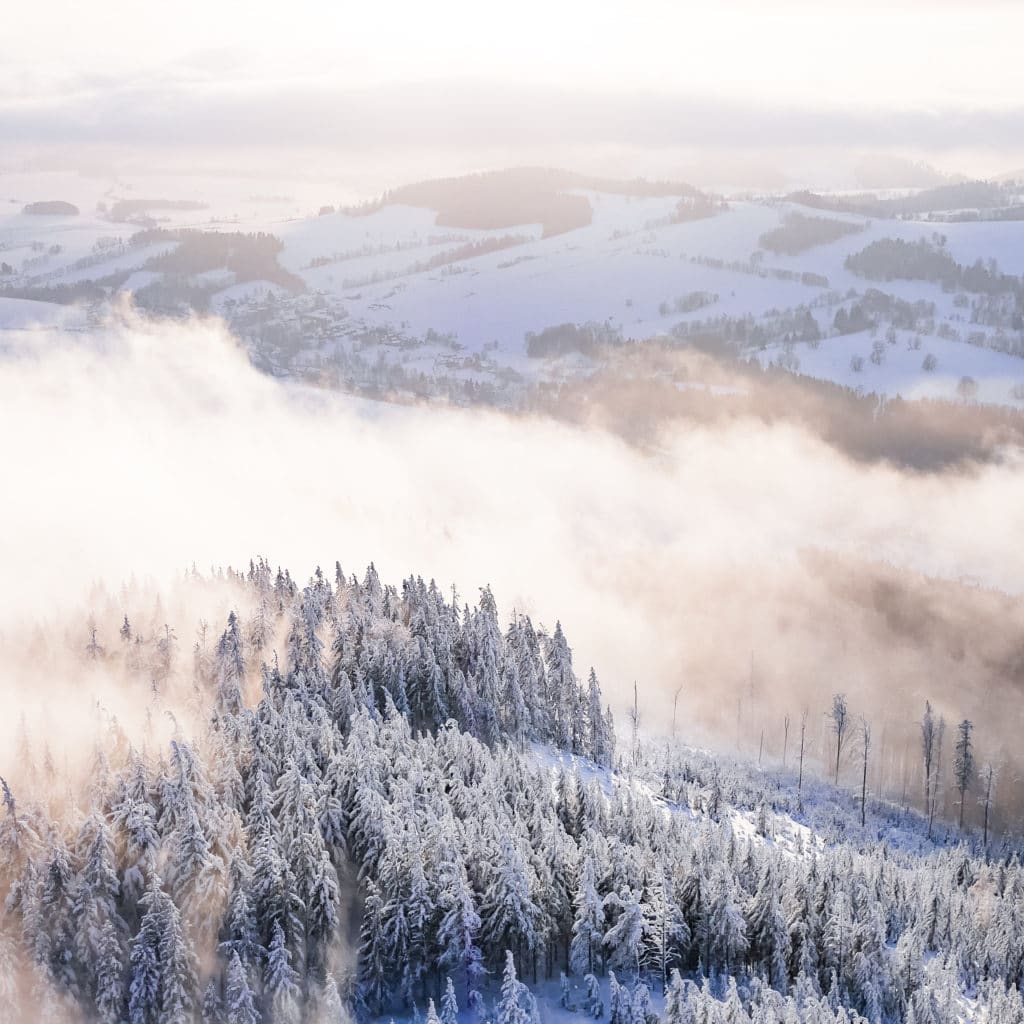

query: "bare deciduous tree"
(629, 681), (640, 773)
(927, 715), (946, 840)
(831, 693), (849, 785)
(921, 701), (936, 817)
(859, 717), (871, 828)
(797, 708), (809, 811)
(979, 762), (998, 853)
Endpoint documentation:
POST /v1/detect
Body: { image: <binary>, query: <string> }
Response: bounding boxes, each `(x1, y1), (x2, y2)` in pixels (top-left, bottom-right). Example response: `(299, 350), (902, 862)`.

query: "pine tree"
(481, 836), (539, 974)
(264, 919), (301, 1024)
(356, 881), (391, 1015)
(583, 973), (604, 1018)
(496, 951), (530, 1024)
(559, 971), (575, 1010)
(570, 855), (605, 977)
(953, 719), (975, 831)
(128, 883), (162, 1024)
(544, 623), (575, 751)
(746, 863), (790, 992)
(157, 890), (197, 1024)
(437, 858), (484, 999)
(220, 858), (260, 972)
(587, 669), (610, 765)
(703, 869), (748, 977)
(608, 972), (631, 1024)
(603, 889), (644, 980)
(662, 971), (689, 1024)
(441, 976), (460, 1024)
(200, 980), (222, 1024)
(631, 982), (654, 1024)
(224, 951), (259, 1024)
(642, 864), (689, 992)
(215, 612), (246, 715)
(95, 918), (126, 1024)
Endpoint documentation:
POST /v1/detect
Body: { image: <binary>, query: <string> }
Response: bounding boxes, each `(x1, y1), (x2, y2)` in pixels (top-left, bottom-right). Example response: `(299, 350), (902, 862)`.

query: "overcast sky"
(3, 0), (1023, 169)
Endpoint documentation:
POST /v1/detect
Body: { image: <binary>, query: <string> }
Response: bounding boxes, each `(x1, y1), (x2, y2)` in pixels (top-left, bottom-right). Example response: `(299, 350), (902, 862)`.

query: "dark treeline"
(533, 344), (1024, 472)
(105, 200), (209, 225)
(22, 201), (80, 216)
(526, 321), (625, 358)
(845, 237), (1024, 299)
(414, 235), (530, 274)
(343, 169), (706, 238)
(759, 213), (865, 257)
(0, 279), (113, 305)
(787, 180), (1019, 220)
(831, 289), (935, 335)
(133, 229), (305, 293)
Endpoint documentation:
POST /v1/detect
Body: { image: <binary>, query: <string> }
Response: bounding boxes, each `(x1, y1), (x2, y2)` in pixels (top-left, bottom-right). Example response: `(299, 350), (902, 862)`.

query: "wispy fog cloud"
(3, 309), (1024, 801)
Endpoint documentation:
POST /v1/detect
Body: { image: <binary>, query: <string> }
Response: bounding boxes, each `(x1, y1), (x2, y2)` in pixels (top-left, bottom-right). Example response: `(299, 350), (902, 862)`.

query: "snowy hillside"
(3, 167), (1023, 412)
(1, 560), (1020, 1024)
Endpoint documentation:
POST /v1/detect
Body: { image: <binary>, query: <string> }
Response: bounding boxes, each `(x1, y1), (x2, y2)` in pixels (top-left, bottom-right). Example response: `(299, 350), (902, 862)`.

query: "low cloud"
(3, 80), (1024, 163)
(3, 307), (1024, 823)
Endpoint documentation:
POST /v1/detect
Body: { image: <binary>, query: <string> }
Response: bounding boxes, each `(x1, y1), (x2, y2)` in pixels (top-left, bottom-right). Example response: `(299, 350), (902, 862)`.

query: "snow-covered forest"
(3, 561), (1024, 1024)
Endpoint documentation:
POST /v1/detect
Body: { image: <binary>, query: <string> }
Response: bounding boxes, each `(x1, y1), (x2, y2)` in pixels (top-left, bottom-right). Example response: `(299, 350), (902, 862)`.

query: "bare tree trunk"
(797, 708), (808, 811)
(921, 701), (935, 819)
(928, 718), (945, 839)
(860, 718), (871, 828)
(831, 693), (849, 786)
(876, 721), (887, 801)
(981, 764), (995, 855)
(629, 681), (640, 774)
(782, 713), (790, 769)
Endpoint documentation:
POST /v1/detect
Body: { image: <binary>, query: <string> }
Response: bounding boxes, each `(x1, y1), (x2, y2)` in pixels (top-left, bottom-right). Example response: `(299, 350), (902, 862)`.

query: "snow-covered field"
(2, 168), (1023, 410)
(759, 330), (1024, 406)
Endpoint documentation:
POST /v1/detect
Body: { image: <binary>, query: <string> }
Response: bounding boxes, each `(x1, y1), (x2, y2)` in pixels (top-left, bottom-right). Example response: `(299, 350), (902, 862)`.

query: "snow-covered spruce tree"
(436, 854), (484, 1001)
(582, 972), (604, 1018)
(480, 835), (540, 977)
(603, 888), (644, 981)
(94, 917), (126, 1024)
(224, 950), (259, 1024)
(496, 951), (530, 1024)
(570, 854), (605, 978)
(544, 622), (576, 752)
(264, 918), (302, 1024)
(642, 861), (689, 992)
(607, 971), (631, 1024)
(440, 976), (460, 1024)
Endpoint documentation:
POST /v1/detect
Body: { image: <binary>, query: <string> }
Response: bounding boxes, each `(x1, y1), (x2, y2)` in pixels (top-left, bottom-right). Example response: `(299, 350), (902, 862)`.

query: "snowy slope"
(3, 170), (1024, 411)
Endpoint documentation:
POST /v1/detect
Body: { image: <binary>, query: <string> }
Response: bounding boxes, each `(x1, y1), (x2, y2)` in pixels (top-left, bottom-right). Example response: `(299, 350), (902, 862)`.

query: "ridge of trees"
(2, 562), (1024, 1023)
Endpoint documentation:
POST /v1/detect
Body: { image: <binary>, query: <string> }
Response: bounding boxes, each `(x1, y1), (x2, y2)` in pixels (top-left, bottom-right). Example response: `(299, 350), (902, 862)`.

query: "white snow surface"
(3, 169), (1024, 410)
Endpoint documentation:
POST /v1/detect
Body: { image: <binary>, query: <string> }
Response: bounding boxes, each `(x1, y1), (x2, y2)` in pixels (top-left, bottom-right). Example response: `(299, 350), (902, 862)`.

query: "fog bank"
(3, 308), (1024, 821)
